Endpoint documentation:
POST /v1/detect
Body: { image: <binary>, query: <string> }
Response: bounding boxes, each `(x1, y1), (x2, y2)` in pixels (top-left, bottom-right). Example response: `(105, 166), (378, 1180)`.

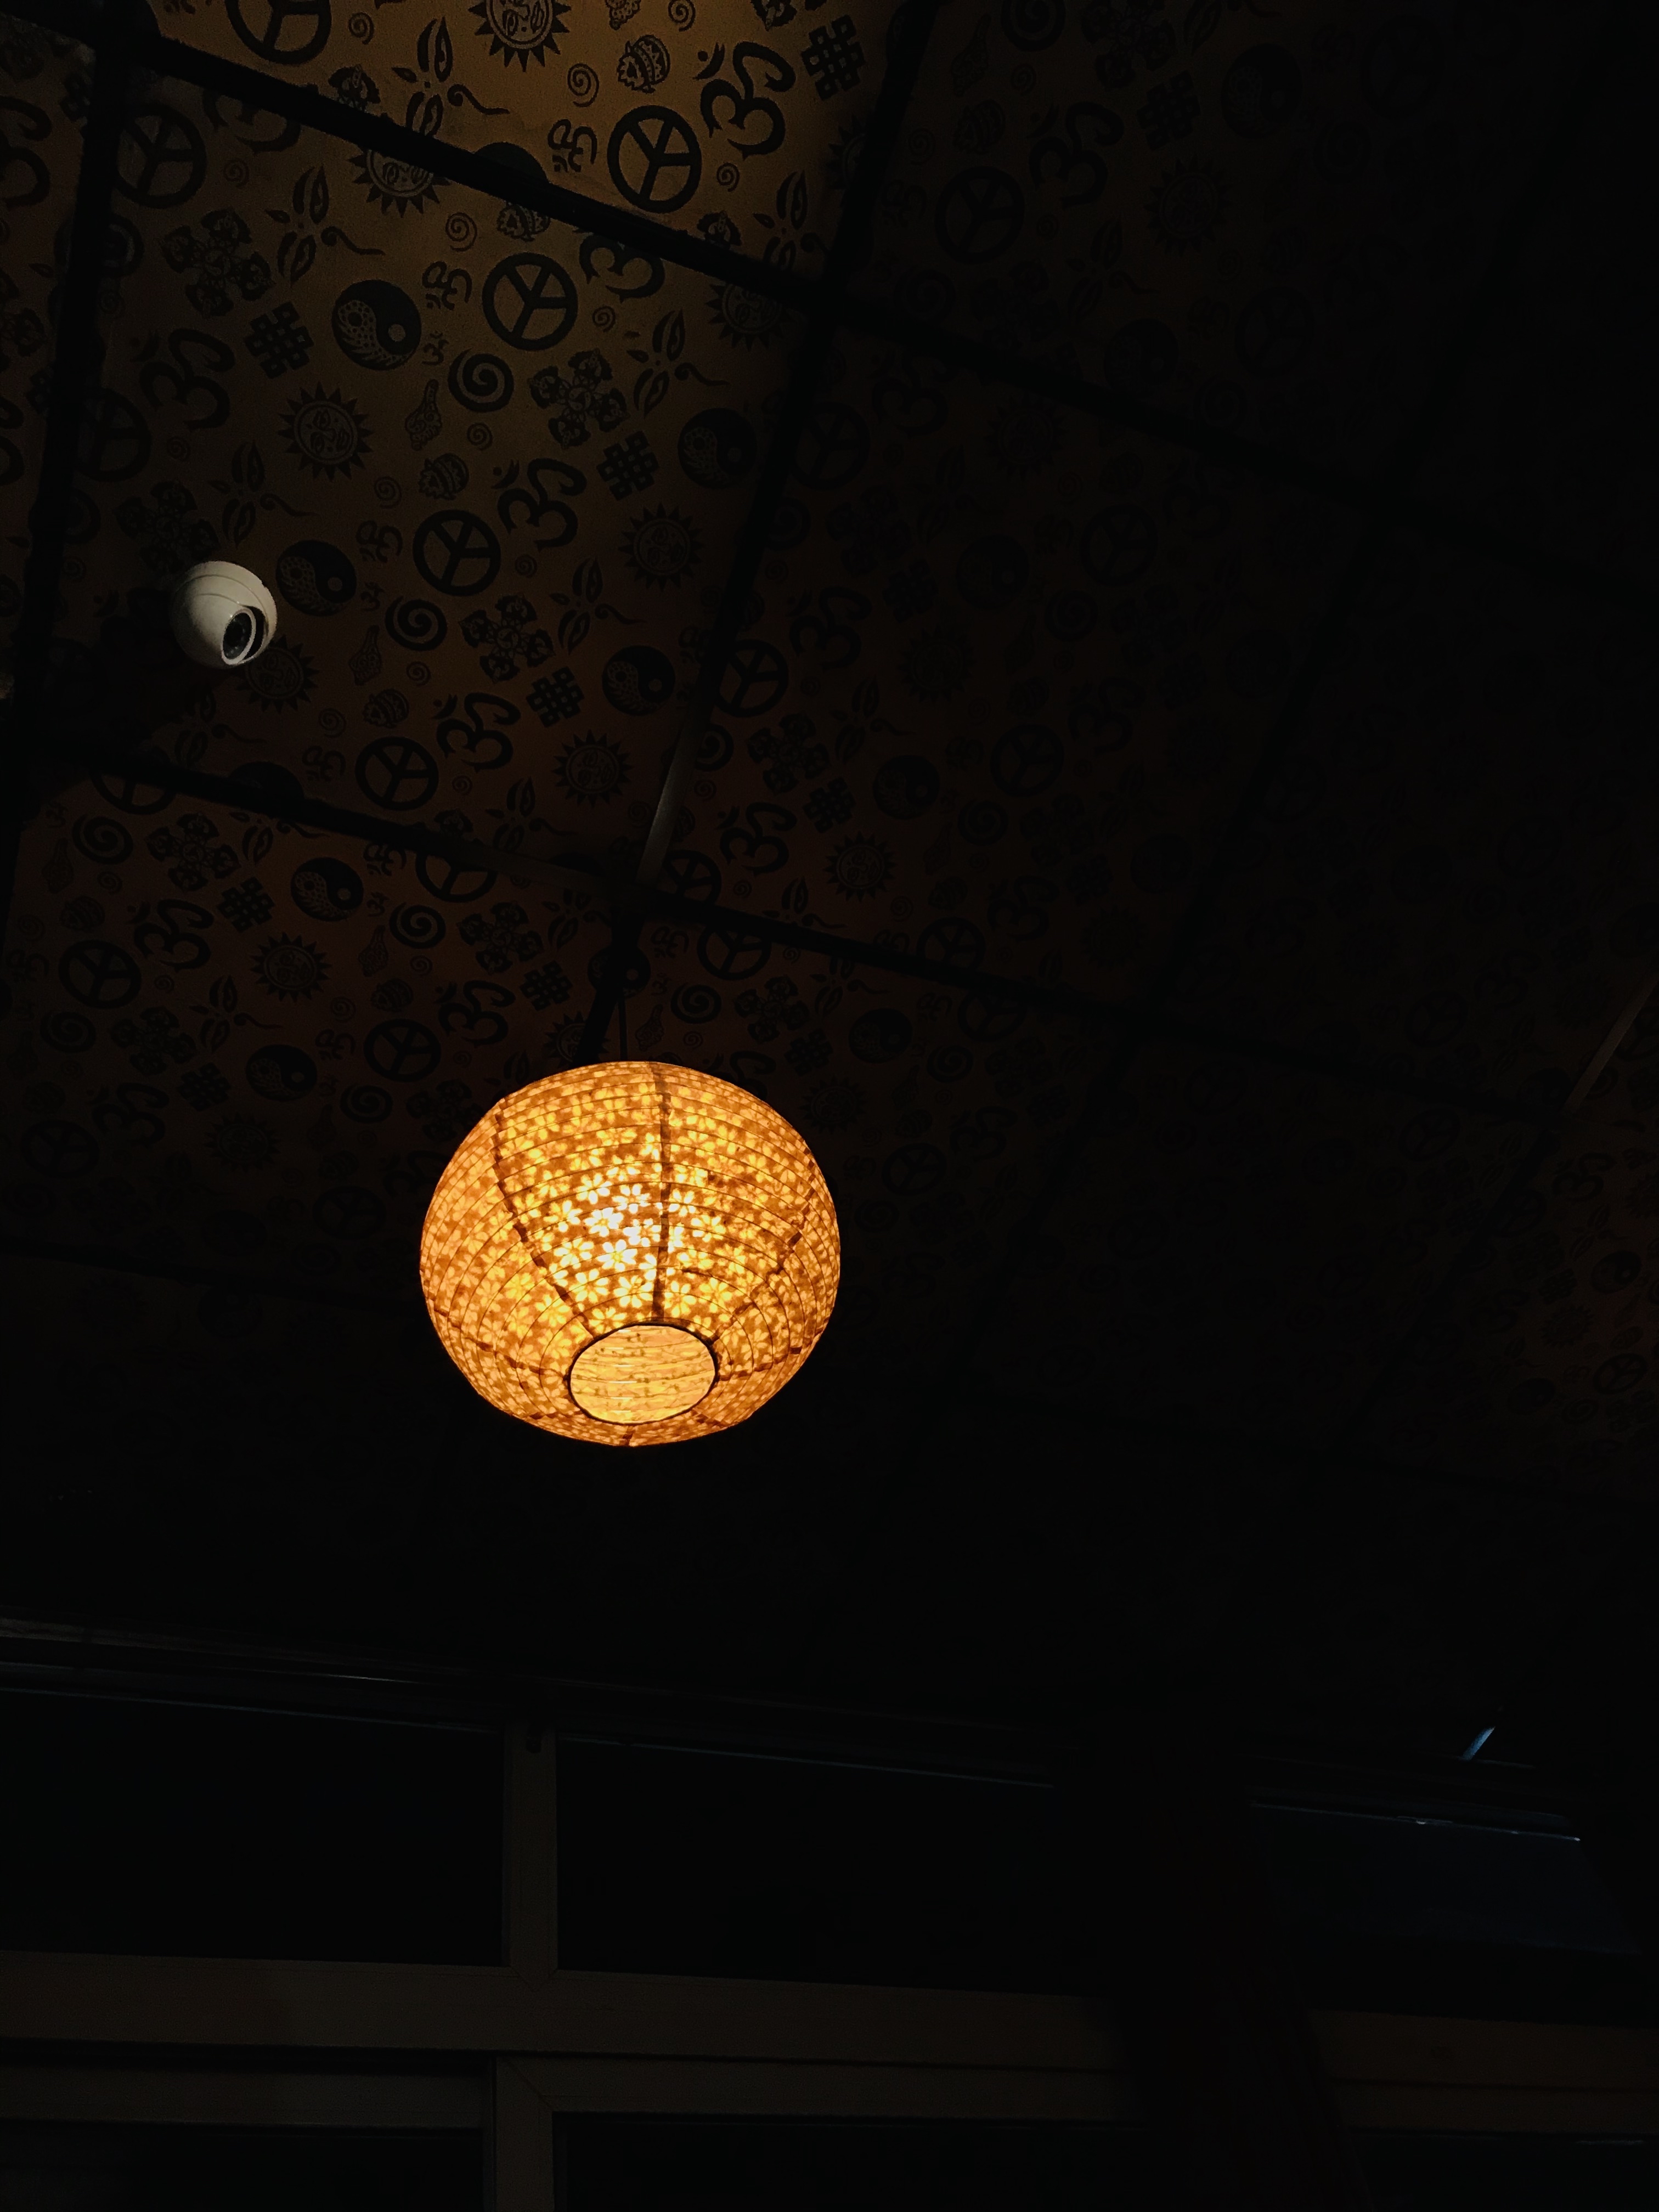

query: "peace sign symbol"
(312, 1184), (387, 1238)
(364, 1017), (442, 1082)
(608, 106), (702, 213)
(1080, 505), (1156, 585)
(990, 724), (1063, 798)
(225, 0), (332, 66)
(413, 509), (502, 597)
(718, 639), (788, 718)
(934, 167), (1025, 264)
(78, 389), (150, 482)
(417, 853), (498, 903)
(661, 849), (722, 903)
(92, 773), (170, 815)
(882, 1142), (947, 1197)
(697, 924), (771, 982)
(792, 401), (869, 490)
(917, 917), (987, 968)
(482, 253), (578, 352)
(21, 1121), (99, 1178)
(115, 105), (207, 209)
(1595, 1352), (1647, 1396)
(356, 735), (439, 811)
(59, 940), (141, 1009)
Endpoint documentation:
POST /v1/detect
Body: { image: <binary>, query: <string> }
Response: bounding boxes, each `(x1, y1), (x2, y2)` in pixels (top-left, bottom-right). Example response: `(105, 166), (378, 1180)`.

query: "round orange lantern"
(420, 1062), (839, 1446)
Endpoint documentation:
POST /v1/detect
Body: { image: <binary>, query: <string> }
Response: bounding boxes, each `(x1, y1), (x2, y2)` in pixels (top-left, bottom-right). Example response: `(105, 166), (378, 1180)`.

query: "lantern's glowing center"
(568, 1323), (716, 1425)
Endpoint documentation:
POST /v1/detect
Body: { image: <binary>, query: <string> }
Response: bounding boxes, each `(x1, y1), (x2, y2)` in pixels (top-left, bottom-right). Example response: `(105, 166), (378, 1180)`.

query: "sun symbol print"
(470, 0), (570, 66)
(351, 148), (443, 217)
(828, 836), (893, 899)
(280, 388), (371, 480)
(621, 506), (703, 589)
(553, 732), (630, 806)
(707, 282), (792, 349)
(252, 934), (331, 1000)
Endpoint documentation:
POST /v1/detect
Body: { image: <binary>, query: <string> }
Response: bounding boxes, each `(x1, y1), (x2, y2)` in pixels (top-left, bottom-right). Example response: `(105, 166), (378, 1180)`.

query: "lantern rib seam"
(717, 1172), (826, 1363)
(649, 1060), (674, 1328)
(489, 1101), (587, 1339)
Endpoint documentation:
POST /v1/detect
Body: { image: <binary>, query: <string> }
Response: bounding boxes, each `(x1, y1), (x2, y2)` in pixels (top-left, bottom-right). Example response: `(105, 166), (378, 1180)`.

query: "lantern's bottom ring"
(567, 1323), (717, 1426)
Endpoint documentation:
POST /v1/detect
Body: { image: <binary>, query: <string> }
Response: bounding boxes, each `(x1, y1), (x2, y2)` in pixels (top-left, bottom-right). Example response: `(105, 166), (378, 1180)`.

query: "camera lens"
(221, 610), (254, 660)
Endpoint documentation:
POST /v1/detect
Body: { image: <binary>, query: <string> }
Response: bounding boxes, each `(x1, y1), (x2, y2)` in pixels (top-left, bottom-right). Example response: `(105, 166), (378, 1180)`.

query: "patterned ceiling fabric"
(2, 785), (613, 1290)
(1163, 540), (1659, 1108)
(0, 18), (90, 627)
(685, 318), (1361, 989)
(155, 0), (901, 267)
(856, 0), (1583, 472)
(56, 82), (805, 860)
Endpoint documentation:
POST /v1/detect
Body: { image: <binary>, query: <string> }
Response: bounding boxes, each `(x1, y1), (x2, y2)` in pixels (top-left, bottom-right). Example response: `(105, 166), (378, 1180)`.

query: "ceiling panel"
(53, 75), (805, 862)
(2, 774), (612, 1288)
(159, 0), (901, 264)
(854, 0), (1580, 474)
(674, 318), (1359, 990)
(1161, 538), (1659, 1111)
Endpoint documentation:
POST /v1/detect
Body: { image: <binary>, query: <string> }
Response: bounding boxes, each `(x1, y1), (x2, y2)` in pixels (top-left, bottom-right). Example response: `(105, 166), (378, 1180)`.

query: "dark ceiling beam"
(42, 742), (1557, 1131)
(0, 0), (139, 928)
(132, 26), (822, 313)
(0, 1230), (419, 1314)
(15, 0), (1648, 619)
(45, 735), (607, 893)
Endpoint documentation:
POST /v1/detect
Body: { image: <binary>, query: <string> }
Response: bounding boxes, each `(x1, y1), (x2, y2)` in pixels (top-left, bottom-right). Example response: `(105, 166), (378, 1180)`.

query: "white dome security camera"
(168, 561), (278, 670)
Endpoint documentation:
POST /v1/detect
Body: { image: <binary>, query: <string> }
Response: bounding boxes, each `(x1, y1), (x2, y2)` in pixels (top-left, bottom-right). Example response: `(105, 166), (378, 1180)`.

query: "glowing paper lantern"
(420, 1062), (839, 1446)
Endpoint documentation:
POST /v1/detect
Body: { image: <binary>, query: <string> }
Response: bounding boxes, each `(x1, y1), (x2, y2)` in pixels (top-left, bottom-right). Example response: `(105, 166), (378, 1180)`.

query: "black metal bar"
(134, 27), (822, 312)
(576, 0), (947, 1060)
(0, 0), (139, 928)
(0, 1231), (419, 1313)
(43, 735), (607, 891)
(42, 740), (1560, 1128)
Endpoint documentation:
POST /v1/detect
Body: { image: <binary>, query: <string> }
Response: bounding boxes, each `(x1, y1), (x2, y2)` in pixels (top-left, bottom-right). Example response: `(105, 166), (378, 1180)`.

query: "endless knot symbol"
(597, 433), (658, 499)
(246, 302), (313, 376)
(1137, 71), (1199, 149)
(802, 16), (865, 98)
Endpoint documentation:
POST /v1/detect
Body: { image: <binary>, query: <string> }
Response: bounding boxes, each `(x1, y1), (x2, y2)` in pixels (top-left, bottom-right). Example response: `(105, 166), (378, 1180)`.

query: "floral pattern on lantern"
(420, 1061), (839, 1446)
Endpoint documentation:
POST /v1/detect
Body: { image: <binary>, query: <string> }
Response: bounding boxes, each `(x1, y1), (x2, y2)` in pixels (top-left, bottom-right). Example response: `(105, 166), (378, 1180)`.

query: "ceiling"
(1, 0), (1655, 1793)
